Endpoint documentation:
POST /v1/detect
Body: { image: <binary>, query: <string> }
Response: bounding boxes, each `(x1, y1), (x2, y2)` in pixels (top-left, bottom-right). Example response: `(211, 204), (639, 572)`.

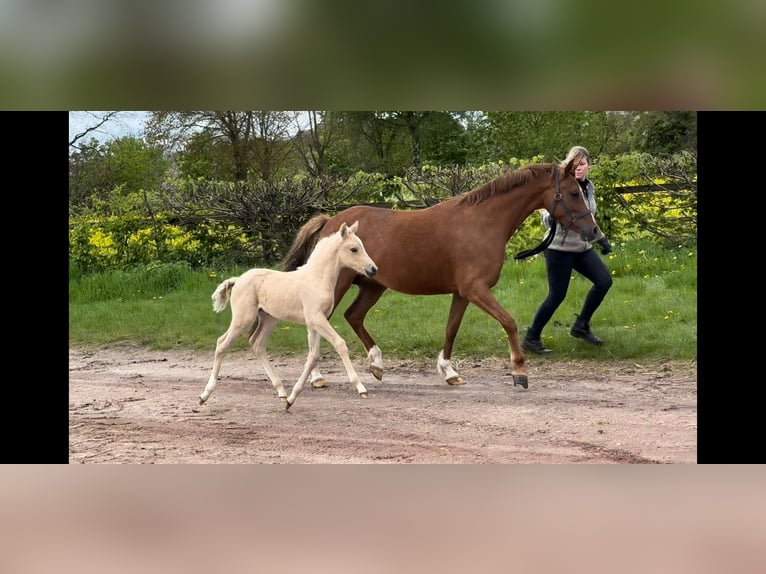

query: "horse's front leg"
(344, 281), (387, 380)
(468, 289), (528, 389)
(437, 294), (469, 385)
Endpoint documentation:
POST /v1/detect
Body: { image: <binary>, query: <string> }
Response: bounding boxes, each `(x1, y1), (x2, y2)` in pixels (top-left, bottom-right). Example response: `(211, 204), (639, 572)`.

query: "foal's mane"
(300, 232), (335, 268)
(458, 163), (556, 207)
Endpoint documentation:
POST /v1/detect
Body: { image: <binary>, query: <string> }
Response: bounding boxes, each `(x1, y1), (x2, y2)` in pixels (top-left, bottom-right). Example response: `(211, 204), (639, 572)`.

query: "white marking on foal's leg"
(437, 349), (464, 385)
(368, 345), (383, 380)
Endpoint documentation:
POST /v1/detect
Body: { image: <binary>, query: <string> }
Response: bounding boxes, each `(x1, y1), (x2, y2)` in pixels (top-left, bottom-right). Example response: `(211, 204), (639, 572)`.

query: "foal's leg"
(437, 294), (470, 385)
(309, 272), (378, 386)
(200, 315), (254, 404)
(285, 329), (322, 410)
(316, 317), (368, 396)
(249, 314), (287, 400)
(289, 317), (368, 410)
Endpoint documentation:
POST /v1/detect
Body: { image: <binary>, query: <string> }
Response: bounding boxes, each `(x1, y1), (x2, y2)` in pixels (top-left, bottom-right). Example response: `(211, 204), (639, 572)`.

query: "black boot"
(570, 315), (603, 345)
(522, 332), (552, 354)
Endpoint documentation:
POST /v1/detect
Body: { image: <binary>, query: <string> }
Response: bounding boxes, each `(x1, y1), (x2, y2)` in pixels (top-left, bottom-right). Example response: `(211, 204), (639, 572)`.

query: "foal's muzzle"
(365, 265), (378, 277)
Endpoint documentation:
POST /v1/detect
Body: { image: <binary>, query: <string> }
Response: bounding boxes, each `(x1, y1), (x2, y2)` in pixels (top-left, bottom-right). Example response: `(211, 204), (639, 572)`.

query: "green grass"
(69, 240), (697, 363)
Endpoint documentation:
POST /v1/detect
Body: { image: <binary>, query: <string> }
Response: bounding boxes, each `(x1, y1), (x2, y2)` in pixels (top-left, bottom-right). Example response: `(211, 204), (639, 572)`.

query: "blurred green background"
(2, 0), (762, 109)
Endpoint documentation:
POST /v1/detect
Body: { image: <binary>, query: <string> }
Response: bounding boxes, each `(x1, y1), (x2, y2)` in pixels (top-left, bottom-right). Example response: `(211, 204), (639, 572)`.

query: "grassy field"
(69, 239), (696, 363)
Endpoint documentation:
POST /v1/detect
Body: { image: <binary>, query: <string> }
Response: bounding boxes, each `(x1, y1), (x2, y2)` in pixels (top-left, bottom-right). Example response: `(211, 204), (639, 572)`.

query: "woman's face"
(574, 157), (590, 181)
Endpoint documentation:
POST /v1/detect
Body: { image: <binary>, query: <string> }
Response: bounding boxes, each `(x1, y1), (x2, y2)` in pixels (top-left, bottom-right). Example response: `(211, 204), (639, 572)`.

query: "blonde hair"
(562, 145), (591, 166)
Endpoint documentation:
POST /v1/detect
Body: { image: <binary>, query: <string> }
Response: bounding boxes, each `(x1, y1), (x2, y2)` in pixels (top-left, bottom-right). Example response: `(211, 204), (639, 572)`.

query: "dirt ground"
(69, 344), (697, 463)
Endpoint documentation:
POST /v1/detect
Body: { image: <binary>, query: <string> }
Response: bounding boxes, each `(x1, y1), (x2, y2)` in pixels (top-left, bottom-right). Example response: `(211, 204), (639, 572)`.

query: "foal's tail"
(282, 213), (331, 271)
(211, 278), (238, 312)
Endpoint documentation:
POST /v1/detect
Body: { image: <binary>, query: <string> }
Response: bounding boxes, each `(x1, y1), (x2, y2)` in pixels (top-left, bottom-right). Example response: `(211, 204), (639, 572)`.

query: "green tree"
(68, 136), (168, 215)
(146, 111), (298, 182)
(483, 111), (593, 161)
(632, 111), (697, 155)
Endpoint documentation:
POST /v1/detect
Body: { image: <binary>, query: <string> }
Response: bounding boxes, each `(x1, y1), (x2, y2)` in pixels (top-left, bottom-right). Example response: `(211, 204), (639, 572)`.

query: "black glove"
(597, 238), (612, 255)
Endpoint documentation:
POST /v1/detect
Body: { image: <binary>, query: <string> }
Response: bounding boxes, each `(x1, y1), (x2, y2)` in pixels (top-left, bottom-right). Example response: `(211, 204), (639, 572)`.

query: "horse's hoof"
(198, 396), (206, 405)
(359, 392), (368, 398)
(279, 396), (287, 402)
(447, 376), (465, 386)
(311, 379), (327, 388)
(285, 400), (293, 411)
(512, 375), (528, 389)
(370, 366), (383, 381)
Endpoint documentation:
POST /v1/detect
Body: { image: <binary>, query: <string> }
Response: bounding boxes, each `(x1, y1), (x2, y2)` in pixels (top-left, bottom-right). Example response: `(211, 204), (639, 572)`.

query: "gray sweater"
(540, 178), (598, 253)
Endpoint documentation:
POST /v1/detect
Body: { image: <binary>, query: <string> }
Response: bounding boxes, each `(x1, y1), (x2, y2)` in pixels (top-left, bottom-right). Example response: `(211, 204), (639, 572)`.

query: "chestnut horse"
(282, 159), (605, 389)
(199, 221), (378, 410)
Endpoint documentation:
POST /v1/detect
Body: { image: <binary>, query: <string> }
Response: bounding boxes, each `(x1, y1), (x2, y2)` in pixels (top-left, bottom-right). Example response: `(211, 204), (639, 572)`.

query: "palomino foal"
(199, 221), (378, 410)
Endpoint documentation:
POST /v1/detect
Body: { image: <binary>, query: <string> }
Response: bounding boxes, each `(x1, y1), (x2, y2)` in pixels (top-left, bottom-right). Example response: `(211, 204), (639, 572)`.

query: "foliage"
(69, 111), (697, 273)
(69, 150), (696, 274)
(69, 213), (252, 274)
(591, 151), (697, 246)
(69, 136), (169, 215)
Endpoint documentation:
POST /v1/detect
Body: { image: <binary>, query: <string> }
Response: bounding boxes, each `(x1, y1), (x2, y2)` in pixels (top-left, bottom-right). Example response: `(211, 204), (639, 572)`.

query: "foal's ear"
(349, 220), (359, 234)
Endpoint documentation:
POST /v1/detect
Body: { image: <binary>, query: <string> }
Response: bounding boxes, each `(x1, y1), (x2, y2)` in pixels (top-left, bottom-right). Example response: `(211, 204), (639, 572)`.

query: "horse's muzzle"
(581, 226), (605, 243)
(365, 266), (378, 277)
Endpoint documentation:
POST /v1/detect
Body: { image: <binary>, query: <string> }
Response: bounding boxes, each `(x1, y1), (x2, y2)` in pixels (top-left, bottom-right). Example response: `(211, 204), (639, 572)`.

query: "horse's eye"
(570, 192), (580, 199)
(351, 247), (358, 253)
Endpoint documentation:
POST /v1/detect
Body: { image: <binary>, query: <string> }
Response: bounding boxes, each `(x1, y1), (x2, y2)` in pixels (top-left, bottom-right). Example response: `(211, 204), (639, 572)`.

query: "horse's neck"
(478, 184), (544, 241)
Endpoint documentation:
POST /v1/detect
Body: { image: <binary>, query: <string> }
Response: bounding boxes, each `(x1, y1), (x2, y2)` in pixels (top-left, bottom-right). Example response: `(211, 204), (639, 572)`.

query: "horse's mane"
(458, 163), (556, 207)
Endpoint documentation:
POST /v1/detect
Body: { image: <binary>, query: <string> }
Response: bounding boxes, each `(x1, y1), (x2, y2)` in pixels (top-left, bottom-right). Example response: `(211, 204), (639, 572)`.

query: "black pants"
(527, 247), (613, 337)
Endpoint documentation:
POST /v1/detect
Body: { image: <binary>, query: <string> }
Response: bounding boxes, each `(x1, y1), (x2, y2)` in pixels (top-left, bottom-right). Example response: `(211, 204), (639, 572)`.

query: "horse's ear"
(349, 220), (359, 234)
(339, 222), (349, 237)
(564, 157), (577, 177)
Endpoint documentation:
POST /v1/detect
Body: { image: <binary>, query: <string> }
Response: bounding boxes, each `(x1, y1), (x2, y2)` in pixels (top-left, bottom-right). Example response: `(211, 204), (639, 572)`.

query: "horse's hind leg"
(249, 314), (287, 400)
(437, 294), (469, 385)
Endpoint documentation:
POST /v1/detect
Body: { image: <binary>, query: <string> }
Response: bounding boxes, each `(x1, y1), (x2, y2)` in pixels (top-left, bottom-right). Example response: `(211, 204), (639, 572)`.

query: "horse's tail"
(211, 278), (238, 312)
(282, 213), (331, 271)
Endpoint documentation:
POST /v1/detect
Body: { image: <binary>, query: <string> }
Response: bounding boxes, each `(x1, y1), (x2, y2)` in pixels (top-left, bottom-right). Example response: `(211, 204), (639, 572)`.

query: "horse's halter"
(514, 166), (596, 260)
(547, 166), (596, 243)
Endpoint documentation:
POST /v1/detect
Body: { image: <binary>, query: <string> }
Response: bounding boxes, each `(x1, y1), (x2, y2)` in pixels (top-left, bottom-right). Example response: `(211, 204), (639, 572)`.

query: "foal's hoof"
(512, 375), (528, 389)
(198, 396), (206, 405)
(360, 392), (368, 399)
(285, 399), (293, 411)
(370, 366), (383, 381)
(447, 376), (465, 386)
(311, 379), (327, 388)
